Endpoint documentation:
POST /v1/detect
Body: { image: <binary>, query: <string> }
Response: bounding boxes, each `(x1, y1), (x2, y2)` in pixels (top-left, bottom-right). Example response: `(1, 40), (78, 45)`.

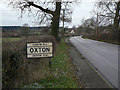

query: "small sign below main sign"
(27, 42), (53, 58)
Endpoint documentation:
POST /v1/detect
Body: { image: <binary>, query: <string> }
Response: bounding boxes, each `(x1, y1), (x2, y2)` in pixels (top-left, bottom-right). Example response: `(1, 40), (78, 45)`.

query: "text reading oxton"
(27, 42), (53, 58)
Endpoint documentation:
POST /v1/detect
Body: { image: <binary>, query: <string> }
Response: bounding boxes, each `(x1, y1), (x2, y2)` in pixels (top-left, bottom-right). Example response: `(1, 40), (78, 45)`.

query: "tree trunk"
(114, 1), (120, 30)
(112, 1), (120, 41)
(51, 2), (61, 42)
(26, 1), (61, 41)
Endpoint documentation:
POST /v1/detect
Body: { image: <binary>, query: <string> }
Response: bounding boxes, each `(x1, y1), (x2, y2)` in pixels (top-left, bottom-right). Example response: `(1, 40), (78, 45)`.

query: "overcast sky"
(0, 0), (96, 27)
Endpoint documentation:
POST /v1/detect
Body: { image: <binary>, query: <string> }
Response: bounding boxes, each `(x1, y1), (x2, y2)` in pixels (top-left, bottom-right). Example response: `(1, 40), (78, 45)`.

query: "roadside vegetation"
(22, 38), (79, 88)
(2, 36), (79, 88)
(82, 34), (120, 45)
(2, 36), (56, 88)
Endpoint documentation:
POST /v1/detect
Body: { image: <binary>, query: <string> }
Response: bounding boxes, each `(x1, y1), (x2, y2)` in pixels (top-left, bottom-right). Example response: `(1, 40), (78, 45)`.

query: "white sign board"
(27, 42), (53, 58)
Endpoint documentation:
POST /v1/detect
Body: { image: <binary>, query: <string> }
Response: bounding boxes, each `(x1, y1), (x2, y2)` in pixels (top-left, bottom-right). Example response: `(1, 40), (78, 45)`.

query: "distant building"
(69, 30), (75, 34)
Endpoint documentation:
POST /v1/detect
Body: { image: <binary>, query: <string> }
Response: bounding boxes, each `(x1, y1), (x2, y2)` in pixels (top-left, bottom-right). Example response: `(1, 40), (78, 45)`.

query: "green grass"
(23, 38), (79, 88)
(2, 37), (21, 42)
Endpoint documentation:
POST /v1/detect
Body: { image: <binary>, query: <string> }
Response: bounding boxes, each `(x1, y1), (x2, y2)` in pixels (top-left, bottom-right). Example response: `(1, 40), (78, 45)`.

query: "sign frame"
(26, 42), (54, 59)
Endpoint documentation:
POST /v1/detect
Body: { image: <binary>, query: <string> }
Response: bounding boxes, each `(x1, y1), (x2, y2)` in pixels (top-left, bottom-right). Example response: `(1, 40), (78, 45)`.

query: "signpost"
(27, 42), (53, 58)
(27, 42), (53, 75)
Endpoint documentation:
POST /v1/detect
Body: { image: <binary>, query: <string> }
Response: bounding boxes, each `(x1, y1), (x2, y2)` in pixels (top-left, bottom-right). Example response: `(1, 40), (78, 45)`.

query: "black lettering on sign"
(29, 47), (50, 53)
(30, 48), (34, 53)
(42, 48), (46, 52)
(42, 48), (50, 52)
(39, 48), (42, 52)
(34, 48), (38, 53)
(46, 48), (50, 52)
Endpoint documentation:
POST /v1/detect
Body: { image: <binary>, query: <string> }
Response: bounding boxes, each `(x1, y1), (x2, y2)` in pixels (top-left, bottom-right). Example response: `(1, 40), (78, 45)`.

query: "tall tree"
(9, 0), (74, 41)
(114, 1), (120, 30)
(95, 0), (120, 30)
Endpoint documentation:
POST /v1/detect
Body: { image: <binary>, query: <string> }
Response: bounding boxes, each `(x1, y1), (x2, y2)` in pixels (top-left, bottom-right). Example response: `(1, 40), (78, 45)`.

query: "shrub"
(2, 35), (56, 88)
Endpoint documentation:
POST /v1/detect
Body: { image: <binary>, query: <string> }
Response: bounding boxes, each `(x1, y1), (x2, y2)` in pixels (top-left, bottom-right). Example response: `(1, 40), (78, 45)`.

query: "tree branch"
(104, 2), (115, 14)
(98, 17), (105, 25)
(99, 14), (114, 19)
(27, 2), (54, 15)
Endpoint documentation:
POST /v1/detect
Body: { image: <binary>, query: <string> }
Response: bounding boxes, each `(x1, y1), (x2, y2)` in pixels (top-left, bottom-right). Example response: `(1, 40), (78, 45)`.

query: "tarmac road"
(69, 36), (118, 88)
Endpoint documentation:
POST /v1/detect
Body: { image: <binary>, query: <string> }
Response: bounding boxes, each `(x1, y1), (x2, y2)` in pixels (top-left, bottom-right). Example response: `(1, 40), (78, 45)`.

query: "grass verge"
(2, 37), (21, 42)
(23, 38), (79, 88)
(82, 36), (120, 45)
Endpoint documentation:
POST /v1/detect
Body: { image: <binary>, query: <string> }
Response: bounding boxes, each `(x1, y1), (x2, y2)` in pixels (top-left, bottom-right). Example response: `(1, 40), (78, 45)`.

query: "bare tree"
(95, 0), (120, 30)
(91, 11), (107, 35)
(114, 1), (120, 30)
(9, 0), (75, 41)
(80, 16), (106, 36)
(81, 17), (96, 29)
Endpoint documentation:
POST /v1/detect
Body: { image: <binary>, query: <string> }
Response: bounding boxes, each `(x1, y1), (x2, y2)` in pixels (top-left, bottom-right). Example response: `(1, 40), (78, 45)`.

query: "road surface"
(69, 36), (118, 88)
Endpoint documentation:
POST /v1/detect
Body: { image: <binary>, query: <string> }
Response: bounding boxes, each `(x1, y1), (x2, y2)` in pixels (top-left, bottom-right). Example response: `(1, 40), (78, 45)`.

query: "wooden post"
(28, 60), (31, 83)
(49, 59), (52, 74)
